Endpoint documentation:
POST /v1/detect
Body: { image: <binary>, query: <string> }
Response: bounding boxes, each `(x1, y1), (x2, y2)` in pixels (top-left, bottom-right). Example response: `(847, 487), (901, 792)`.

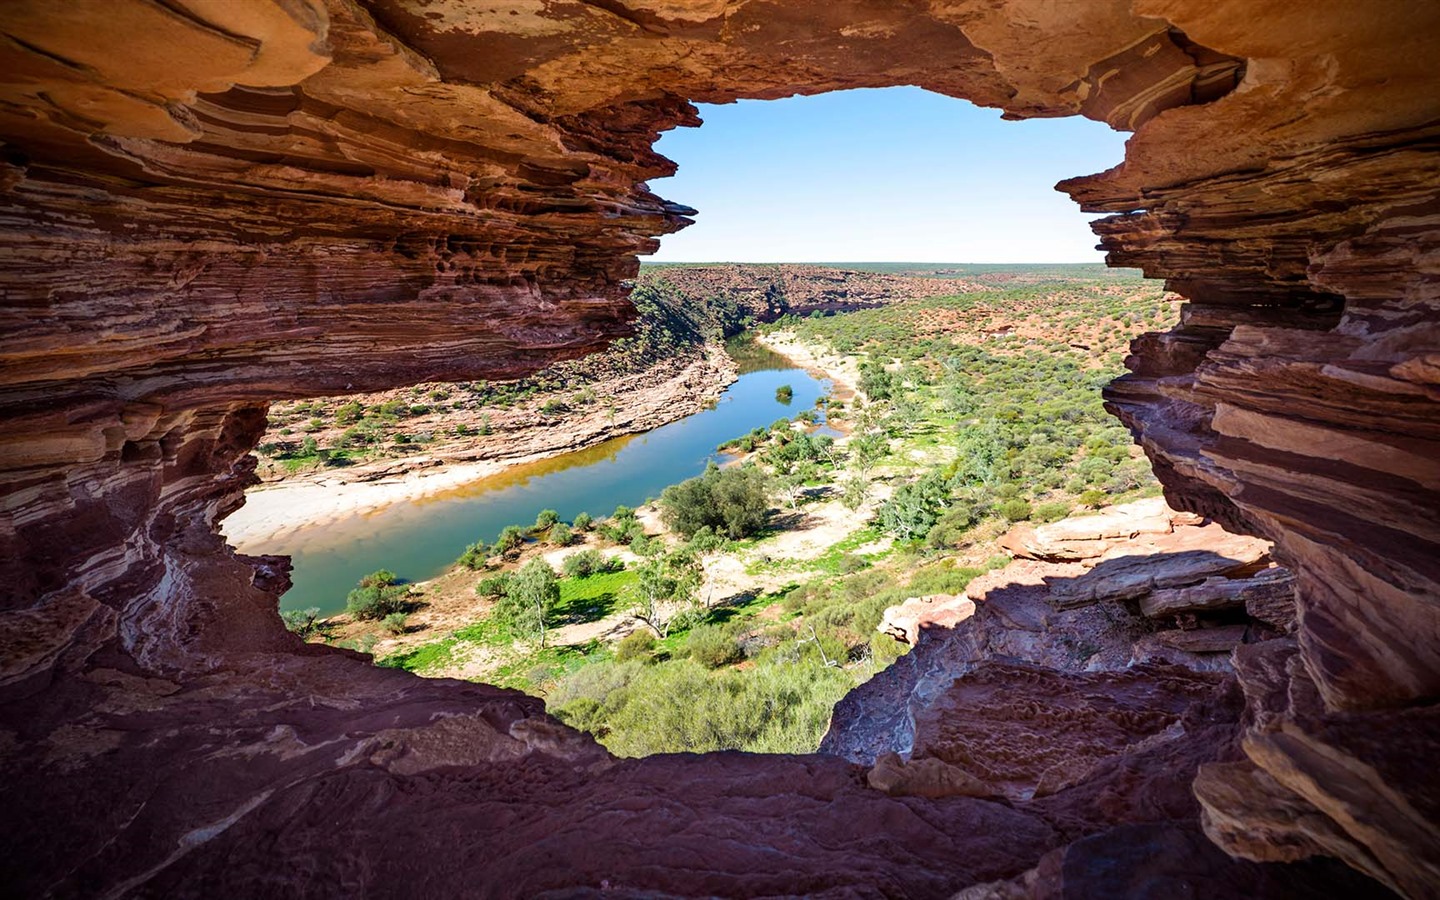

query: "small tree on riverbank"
(346, 569), (410, 621)
(659, 462), (770, 540)
(628, 550), (702, 638)
(497, 558), (559, 647)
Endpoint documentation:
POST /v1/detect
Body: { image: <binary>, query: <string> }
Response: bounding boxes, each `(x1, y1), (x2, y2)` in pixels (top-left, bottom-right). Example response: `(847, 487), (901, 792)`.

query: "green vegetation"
(345, 570), (411, 621)
(281, 606), (323, 638)
(350, 270), (1174, 759)
(494, 559), (559, 647)
(659, 462), (771, 539)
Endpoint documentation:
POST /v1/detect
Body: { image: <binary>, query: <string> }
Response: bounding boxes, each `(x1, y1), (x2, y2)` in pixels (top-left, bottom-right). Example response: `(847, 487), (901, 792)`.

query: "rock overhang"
(1, 1), (1438, 896)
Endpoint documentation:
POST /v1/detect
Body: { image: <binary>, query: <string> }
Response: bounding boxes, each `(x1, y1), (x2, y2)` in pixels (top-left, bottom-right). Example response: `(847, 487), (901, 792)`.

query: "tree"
(497, 559), (559, 647)
(876, 471), (951, 542)
(778, 460), (819, 509)
(998, 498), (1033, 522)
(563, 549), (618, 578)
(851, 430), (888, 478)
(346, 570), (409, 621)
(859, 362), (895, 401)
(840, 475), (871, 511)
(628, 550), (701, 638)
(659, 462), (770, 540)
(281, 606), (322, 638)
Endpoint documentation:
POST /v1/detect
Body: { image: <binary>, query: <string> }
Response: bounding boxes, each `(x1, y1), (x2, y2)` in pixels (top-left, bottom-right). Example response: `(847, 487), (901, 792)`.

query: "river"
(264, 339), (830, 615)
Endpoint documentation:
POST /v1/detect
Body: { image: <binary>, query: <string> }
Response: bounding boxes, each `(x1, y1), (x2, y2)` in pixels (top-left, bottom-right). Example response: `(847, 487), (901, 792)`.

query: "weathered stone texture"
(1, 0), (1437, 896)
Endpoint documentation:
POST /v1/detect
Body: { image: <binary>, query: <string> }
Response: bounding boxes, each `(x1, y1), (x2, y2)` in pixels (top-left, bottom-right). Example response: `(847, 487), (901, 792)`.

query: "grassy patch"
(554, 568), (637, 625)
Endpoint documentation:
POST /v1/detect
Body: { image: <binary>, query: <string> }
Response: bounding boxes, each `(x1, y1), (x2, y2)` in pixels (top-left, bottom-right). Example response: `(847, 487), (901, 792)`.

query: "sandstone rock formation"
(648, 263), (985, 320)
(2, 0), (1437, 896)
(827, 499), (1284, 765)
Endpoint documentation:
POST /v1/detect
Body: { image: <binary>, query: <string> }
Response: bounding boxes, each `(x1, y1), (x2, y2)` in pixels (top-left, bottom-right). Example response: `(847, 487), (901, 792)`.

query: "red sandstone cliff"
(1, 1), (1437, 897)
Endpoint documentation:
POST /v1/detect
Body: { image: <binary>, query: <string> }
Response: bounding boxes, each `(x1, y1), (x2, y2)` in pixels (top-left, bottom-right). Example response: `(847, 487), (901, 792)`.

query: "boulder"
(1139, 568), (1295, 618)
(877, 594), (976, 645)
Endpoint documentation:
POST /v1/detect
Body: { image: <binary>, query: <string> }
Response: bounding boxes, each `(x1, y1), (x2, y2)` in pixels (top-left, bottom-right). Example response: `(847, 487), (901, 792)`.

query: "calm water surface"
(267, 343), (829, 615)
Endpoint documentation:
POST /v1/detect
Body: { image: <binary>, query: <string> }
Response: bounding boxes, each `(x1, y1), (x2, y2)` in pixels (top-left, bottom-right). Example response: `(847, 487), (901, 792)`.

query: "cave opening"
(5, 2), (1437, 895)
(229, 85), (1165, 761)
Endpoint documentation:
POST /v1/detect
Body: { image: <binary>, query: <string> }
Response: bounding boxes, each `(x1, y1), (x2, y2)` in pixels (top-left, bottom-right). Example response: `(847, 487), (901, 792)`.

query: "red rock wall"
(1, 1), (1437, 896)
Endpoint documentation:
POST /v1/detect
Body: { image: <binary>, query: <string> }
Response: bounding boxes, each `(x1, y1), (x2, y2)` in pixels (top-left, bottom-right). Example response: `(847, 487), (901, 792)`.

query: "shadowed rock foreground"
(1, 1), (1437, 896)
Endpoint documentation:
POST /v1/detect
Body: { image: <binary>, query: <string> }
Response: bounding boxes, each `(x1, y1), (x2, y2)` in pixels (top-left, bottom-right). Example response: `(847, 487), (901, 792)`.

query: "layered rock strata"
(2, 0), (1438, 895)
(647, 263), (987, 319)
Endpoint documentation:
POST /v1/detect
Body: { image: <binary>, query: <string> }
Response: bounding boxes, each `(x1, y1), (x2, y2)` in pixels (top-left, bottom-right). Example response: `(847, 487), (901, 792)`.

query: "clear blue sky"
(644, 87), (1128, 263)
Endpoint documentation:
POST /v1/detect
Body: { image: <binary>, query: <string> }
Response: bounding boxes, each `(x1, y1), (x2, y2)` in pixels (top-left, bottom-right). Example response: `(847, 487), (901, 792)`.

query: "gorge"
(2, 2), (1438, 898)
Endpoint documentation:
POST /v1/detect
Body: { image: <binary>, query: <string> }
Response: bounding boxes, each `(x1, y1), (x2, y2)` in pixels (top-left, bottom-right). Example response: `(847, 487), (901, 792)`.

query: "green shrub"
(496, 558), (559, 646)
(562, 549), (619, 579)
(494, 525), (526, 554)
(688, 624), (742, 669)
(281, 606), (322, 638)
(476, 572), (512, 598)
(687, 526), (725, 553)
(614, 630), (657, 662)
(1034, 501), (1071, 523)
(1079, 489), (1107, 509)
(775, 384), (793, 403)
(346, 570), (409, 621)
(659, 462), (770, 540)
(535, 509), (561, 529)
(382, 612), (409, 635)
(456, 541), (489, 570)
(334, 401), (364, 425)
(629, 533), (659, 557)
(550, 523), (574, 546)
(998, 498), (1033, 522)
(573, 511), (594, 532)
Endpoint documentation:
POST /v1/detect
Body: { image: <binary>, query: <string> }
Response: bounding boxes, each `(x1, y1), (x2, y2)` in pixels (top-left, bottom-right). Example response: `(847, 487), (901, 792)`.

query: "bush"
(614, 629), (657, 662)
(382, 612), (409, 635)
(535, 509), (561, 530)
(476, 572), (512, 598)
(334, 401), (364, 425)
(1079, 489), (1107, 509)
(281, 607), (322, 638)
(630, 533), (659, 557)
(456, 541), (489, 570)
(688, 624), (743, 669)
(1034, 501), (1071, 523)
(494, 525), (526, 554)
(563, 549), (619, 579)
(687, 525), (725, 553)
(346, 570), (409, 621)
(775, 384), (793, 403)
(550, 657), (852, 757)
(573, 511), (594, 532)
(998, 499), (1033, 522)
(549, 523), (574, 546)
(659, 462), (770, 540)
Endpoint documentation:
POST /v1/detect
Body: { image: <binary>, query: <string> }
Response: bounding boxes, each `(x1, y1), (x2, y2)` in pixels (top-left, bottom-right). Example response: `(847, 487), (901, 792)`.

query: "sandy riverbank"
(223, 453), (554, 551)
(755, 330), (861, 400)
(225, 334), (852, 553)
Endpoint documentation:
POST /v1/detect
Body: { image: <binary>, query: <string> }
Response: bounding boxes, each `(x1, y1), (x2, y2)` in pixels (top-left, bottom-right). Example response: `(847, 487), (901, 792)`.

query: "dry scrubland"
(286, 268), (1180, 756)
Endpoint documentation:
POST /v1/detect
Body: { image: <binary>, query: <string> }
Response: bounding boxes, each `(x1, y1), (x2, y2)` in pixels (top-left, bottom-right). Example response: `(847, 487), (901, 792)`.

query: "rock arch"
(1, 1), (1436, 895)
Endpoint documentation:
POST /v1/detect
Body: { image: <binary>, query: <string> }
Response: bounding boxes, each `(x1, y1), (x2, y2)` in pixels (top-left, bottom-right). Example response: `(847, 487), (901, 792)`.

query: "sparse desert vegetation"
(280, 266), (1176, 757)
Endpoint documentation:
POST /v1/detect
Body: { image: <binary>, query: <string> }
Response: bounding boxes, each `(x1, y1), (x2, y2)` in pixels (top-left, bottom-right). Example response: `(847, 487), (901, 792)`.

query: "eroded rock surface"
(2, 0), (1437, 896)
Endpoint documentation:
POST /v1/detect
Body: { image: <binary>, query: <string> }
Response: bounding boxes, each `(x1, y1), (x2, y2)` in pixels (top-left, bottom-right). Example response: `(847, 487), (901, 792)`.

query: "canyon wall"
(1, 1), (1436, 896)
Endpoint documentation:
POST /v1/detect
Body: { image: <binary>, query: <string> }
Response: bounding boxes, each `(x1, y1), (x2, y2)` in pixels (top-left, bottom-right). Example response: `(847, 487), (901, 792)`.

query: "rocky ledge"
(2, 1), (1438, 896)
